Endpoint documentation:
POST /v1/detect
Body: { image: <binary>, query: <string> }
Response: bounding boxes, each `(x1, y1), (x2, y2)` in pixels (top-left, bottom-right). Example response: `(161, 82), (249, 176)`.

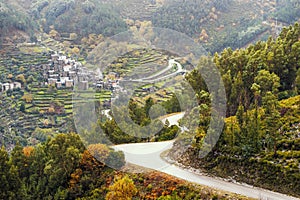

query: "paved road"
(113, 113), (300, 200)
(126, 59), (187, 83)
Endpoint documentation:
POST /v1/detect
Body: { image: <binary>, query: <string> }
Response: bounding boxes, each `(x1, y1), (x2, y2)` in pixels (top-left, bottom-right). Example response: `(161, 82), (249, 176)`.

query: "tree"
(0, 146), (25, 199)
(20, 102), (26, 112)
(0, 146), (12, 198)
(22, 94), (33, 103)
(16, 74), (26, 84)
(43, 133), (84, 197)
(72, 47), (80, 55)
(105, 175), (138, 200)
(87, 144), (110, 164)
(262, 92), (282, 156)
(158, 194), (182, 200)
(70, 33), (78, 40)
(49, 29), (59, 39)
(254, 70), (280, 96)
(10, 143), (32, 181)
(145, 97), (154, 117)
(26, 75), (35, 84)
(295, 68), (300, 94)
(7, 73), (13, 79)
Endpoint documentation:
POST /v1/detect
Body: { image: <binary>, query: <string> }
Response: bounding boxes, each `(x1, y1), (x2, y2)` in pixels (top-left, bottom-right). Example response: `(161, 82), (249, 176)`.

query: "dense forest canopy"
(1, 0), (300, 52)
(32, 0), (127, 37)
(173, 23), (300, 197)
(274, 0), (300, 23)
(0, 0), (36, 39)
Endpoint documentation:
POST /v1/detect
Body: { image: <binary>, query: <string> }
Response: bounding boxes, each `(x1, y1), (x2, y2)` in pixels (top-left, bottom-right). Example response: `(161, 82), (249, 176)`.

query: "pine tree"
(262, 92), (282, 156)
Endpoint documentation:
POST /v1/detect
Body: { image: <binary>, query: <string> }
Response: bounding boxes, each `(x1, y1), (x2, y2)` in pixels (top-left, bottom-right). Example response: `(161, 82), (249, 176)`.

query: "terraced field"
(101, 0), (161, 21)
(0, 45), (183, 147)
(0, 50), (113, 147)
(107, 49), (184, 104)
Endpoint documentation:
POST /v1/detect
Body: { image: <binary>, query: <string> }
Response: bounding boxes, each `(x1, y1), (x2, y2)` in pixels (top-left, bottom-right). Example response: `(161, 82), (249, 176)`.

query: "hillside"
(1, 0), (300, 53)
(0, 1), (300, 199)
(151, 0), (293, 52)
(168, 23), (300, 197)
(0, 133), (255, 199)
(170, 95), (300, 197)
(31, 0), (127, 37)
(0, 0), (36, 46)
(0, 0), (127, 47)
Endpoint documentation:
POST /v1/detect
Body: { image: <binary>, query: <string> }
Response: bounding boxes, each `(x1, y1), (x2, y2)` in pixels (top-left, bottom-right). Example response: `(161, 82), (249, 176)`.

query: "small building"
(2, 83), (10, 91)
(96, 81), (104, 89)
(48, 78), (57, 85)
(65, 80), (74, 88)
(51, 54), (59, 61)
(9, 83), (14, 90)
(69, 71), (76, 79)
(49, 74), (59, 79)
(112, 82), (118, 89)
(58, 57), (64, 65)
(48, 70), (55, 75)
(14, 82), (22, 89)
(58, 65), (63, 71)
(78, 75), (85, 82)
(60, 77), (69, 84)
(62, 71), (68, 77)
(56, 81), (62, 88)
(63, 65), (72, 72)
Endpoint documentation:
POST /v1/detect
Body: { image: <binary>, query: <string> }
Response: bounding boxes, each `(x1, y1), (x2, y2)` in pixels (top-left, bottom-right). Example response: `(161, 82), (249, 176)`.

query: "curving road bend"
(113, 113), (300, 200)
(125, 59), (187, 83)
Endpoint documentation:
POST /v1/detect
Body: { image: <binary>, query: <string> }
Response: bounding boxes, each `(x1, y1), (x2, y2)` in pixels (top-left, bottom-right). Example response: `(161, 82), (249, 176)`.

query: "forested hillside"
(1, 0), (127, 46)
(152, 0), (289, 52)
(274, 0), (300, 24)
(0, 133), (252, 199)
(170, 23), (300, 197)
(1, 0), (300, 53)
(31, 0), (127, 37)
(0, 0), (36, 44)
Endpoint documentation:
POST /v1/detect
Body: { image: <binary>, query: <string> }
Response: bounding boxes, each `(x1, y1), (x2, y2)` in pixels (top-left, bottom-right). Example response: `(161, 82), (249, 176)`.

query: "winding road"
(113, 113), (300, 200)
(124, 59), (187, 83)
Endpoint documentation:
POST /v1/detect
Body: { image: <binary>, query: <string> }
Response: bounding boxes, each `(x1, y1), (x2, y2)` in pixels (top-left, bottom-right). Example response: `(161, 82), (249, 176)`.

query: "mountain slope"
(0, 0), (36, 45)
(30, 0), (127, 37)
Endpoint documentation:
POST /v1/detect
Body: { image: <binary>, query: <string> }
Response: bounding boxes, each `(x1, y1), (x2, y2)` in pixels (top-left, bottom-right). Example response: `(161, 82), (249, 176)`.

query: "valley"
(0, 0), (300, 199)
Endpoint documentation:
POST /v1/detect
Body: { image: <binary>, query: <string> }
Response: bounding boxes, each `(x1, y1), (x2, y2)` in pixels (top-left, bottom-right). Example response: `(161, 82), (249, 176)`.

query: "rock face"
(167, 140), (196, 167)
(166, 139), (219, 172)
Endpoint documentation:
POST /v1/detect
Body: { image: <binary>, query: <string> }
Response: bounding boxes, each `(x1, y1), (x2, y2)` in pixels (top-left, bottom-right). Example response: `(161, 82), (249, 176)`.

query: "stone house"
(65, 80), (74, 88)
(48, 78), (58, 85)
(56, 81), (62, 88)
(0, 82), (21, 92)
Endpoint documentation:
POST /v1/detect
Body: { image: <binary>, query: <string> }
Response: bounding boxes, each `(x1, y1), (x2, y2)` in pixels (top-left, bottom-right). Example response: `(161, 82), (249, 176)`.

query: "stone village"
(0, 51), (121, 93)
(43, 52), (121, 91)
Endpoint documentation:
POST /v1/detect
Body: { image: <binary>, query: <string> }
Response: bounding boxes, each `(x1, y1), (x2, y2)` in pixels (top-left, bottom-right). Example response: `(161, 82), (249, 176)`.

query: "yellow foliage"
(72, 47), (80, 55)
(49, 29), (59, 39)
(43, 119), (49, 126)
(8, 74), (13, 79)
(69, 33), (78, 40)
(48, 107), (55, 113)
(106, 175), (138, 200)
(16, 74), (26, 83)
(23, 146), (34, 157)
(22, 94), (33, 103)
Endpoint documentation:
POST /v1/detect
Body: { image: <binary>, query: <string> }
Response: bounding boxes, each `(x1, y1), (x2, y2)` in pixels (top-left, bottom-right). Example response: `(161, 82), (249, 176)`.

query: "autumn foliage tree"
(106, 175), (138, 200)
